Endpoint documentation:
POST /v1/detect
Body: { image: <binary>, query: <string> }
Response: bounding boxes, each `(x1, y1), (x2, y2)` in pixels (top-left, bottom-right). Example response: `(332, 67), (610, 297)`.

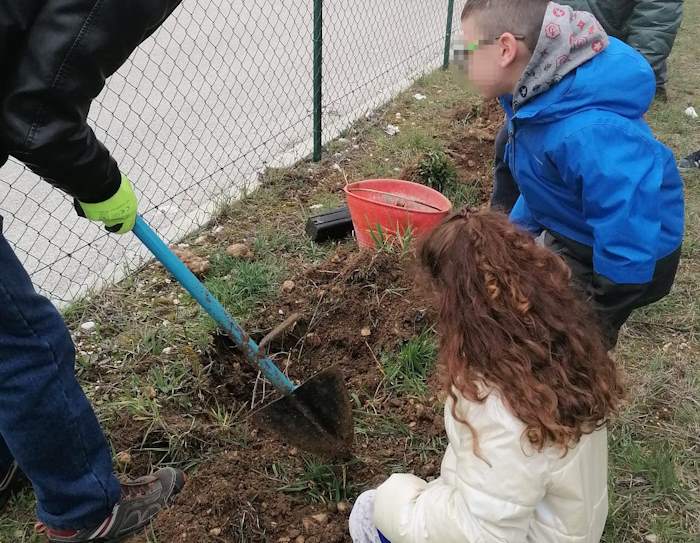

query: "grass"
(354, 409), (412, 442)
(203, 258), (281, 321)
(382, 329), (438, 395)
(416, 149), (458, 193)
(276, 457), (357, 505)
(369, 224), (415, 257)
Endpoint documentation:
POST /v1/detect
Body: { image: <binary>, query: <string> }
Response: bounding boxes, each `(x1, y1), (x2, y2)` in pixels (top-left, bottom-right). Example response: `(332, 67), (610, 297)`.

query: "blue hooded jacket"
(501, 37), (684, 285)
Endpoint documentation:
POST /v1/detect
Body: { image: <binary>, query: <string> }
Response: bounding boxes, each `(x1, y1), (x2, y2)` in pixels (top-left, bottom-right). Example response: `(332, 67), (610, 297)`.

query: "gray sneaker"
(43, 467), (185, 543)
(679, 149), (700, 170)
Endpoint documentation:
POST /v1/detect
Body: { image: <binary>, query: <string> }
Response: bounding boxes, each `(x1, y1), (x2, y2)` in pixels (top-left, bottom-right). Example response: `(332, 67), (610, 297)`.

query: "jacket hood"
(514, 2), (608, 111)
(509, 3), (655, 121)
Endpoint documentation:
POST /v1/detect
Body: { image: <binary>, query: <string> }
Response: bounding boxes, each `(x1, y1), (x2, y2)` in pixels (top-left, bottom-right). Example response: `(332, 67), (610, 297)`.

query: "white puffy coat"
(373, 390), (608, 543)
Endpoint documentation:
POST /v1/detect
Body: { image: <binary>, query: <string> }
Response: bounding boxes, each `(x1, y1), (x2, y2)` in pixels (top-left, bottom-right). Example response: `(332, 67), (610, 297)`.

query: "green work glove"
(75, 174), (138, 234)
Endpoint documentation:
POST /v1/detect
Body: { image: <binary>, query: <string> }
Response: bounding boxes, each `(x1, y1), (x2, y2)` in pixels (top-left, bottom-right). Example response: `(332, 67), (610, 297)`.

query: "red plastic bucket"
(344, 179), (452, 249)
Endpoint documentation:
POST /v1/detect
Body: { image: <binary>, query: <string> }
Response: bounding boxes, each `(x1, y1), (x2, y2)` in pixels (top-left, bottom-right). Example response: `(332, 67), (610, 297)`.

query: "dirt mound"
(136, 248), (445, 543)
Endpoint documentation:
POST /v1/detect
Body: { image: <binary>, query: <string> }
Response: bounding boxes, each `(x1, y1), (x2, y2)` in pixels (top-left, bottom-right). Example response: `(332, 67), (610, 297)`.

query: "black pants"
(492, 123), (521, 213)
(491, 124), (681, 348)
(543, 232), (681, 349)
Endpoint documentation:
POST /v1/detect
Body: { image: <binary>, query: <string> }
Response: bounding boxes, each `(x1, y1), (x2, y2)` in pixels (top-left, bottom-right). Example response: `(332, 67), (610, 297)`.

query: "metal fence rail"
(0, 0), (464, 305)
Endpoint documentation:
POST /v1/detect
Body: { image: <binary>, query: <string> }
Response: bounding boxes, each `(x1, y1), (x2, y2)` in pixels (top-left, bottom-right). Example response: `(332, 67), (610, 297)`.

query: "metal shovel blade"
(255, 366), (354, 459)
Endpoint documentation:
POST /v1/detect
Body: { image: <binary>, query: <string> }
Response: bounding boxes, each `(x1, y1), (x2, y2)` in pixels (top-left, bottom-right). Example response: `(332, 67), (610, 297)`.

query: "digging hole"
(202, 320), (309, 405)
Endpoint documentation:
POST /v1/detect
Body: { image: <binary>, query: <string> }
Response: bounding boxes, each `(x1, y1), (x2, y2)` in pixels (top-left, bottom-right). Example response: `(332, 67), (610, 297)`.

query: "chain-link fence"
(0, 0), (465, 305)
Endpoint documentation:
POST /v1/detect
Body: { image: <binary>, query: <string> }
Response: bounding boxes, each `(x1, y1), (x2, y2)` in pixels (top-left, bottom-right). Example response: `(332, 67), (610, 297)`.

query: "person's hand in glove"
(75, 173), (137, 234)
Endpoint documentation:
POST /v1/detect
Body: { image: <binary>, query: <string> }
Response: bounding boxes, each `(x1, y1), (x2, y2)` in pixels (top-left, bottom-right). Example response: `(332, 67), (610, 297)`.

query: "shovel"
(132, 215), (354, 459)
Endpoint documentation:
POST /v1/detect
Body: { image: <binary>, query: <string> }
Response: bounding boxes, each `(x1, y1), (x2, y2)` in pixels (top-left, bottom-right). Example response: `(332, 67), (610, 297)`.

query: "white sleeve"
(373, 396), (551, 543)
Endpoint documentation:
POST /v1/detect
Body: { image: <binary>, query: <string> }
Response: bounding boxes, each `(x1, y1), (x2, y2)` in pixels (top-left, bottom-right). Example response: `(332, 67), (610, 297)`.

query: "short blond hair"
(461, 0), (549, 51)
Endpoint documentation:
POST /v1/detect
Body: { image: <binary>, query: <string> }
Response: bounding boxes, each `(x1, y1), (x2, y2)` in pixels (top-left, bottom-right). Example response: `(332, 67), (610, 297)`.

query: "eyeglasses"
(453, 34), (526, 68)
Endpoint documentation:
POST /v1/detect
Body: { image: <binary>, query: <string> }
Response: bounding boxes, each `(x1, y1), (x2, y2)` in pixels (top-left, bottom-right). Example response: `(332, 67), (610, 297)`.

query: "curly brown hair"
(419, 208), (624, 453)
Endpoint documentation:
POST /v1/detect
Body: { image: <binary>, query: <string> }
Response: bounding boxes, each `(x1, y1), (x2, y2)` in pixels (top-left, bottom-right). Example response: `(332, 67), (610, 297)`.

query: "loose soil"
(136, 250), (446, 543)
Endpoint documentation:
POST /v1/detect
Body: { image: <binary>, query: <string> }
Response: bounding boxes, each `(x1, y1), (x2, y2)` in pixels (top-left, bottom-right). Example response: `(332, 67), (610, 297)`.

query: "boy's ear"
(497, 32), (523, 68)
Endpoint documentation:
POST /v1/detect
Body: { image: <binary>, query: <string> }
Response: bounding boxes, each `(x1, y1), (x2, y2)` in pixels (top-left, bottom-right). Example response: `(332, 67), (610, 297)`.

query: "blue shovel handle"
(132, 215), (296, 395)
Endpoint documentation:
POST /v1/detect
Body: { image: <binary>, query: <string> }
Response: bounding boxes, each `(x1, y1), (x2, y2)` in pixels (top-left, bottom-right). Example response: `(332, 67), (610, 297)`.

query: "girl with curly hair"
(349, 208), (624, 543)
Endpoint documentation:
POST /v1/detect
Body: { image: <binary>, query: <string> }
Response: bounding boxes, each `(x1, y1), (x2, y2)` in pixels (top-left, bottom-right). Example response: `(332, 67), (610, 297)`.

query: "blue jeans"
(0, 230), (120, 529)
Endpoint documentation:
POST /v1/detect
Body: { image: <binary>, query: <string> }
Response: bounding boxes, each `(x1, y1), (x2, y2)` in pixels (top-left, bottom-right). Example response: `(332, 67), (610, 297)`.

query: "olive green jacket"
(561, 0), (683, 85)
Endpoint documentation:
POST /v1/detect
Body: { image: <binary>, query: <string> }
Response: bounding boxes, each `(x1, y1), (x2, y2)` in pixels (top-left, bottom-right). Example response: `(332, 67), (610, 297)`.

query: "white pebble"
(80, 321), (96, 333)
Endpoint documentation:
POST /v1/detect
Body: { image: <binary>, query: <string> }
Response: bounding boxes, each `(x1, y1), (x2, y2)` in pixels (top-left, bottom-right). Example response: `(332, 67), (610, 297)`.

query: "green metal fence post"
(313, 0), (323, 161)
(443, 0), (456, 70)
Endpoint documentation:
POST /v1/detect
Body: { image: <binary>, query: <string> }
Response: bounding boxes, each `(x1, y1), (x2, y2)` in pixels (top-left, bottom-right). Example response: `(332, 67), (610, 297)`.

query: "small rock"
(326, 502), (338, 513)
(385, 124), (400, 136)
(213, 225), (225, 234)
(172, 248), (210, 275)
(80, 321), (97, 333)
(302, 517), (315, 532)
(144, 386), (157, 399)
(467, 160), (476, 168)
(209, 528), (222, 536)
(195, 235), (208, 245)
(295, 537), (306, 543)
(684, 106), (698, 119)
(360, 327), (372, 337)
(282, 280), (296, 293)
(226, 243), (253, 259)
(162, 347), (173, 355)
(305, 333), (322, 347)
(277, 538), (291, 543)
(644, 535), (658, 543)
(336, 501), (350, 513)
(289, 447), (299, 456)
(115, 451), (132, 466)
(414, 93), (427, 101)
(311, 513), (329, 525)
(395, 112), (402, 119)
(332, 163), (342, 172)
(309, 204), (324, 210)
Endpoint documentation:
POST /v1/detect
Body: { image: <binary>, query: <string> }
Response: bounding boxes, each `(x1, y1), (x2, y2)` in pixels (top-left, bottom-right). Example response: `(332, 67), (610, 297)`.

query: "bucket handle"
(348, 187), (445, 212)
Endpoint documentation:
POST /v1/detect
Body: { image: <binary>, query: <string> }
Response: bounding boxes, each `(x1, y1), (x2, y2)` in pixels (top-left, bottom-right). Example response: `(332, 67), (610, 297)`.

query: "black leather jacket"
(0, 0), (181, 203)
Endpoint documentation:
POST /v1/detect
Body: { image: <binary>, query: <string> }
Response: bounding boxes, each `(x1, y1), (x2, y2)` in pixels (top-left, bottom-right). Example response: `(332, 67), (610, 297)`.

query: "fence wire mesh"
(0, 0), (465, 305)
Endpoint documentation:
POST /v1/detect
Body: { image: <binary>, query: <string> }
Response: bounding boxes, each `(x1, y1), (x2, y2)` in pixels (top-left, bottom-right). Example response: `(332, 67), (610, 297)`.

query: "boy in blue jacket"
(457, 0), (684, 348)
